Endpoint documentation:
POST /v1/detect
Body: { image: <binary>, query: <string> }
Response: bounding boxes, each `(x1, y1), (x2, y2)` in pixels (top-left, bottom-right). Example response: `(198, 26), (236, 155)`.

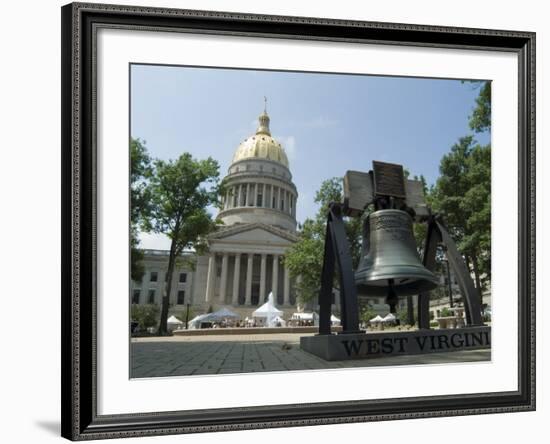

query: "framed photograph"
(61, 2), (535, 440)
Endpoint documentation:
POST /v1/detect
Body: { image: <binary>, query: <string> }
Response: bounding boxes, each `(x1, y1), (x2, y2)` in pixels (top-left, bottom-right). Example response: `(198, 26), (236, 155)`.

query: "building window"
(132, 290), (140, 304)
(150, 272), (158, 282)
(148, 289), (155, 304)
(179, 273), (187, 283)
(257, 190), (263, 207)
(177, 290), (185, 305)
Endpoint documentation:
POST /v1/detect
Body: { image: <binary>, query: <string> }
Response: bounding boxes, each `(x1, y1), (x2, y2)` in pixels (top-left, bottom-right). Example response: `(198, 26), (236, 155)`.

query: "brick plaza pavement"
(130, 333), (491, 378)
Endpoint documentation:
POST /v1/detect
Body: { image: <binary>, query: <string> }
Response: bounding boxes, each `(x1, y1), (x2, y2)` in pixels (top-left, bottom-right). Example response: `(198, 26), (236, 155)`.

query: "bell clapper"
(386, 279), (398, 314)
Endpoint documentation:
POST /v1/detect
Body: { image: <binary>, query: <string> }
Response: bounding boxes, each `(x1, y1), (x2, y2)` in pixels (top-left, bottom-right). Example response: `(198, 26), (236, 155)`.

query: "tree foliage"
(284, 177), (362, 304)
(430, 136), (491, 294)
(130, 138), (152, 281)
(469, 81), (491, 133)
(131, 304), (159, 330)
(144, 153), (221, 334)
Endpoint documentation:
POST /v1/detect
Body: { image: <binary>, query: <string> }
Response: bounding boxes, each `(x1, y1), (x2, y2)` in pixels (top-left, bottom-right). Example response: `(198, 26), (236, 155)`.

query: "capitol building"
(131, 107), (306, 318)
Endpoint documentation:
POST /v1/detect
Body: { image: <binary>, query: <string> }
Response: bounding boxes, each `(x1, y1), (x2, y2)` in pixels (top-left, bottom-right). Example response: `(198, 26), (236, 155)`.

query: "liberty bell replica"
(355, 209), (439, 309)
(312, 160), (485, 337)
(346, 161), (438, 313)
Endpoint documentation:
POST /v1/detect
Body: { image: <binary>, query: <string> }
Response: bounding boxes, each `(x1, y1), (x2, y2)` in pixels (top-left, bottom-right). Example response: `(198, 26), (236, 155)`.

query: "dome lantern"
(256, 111), (271, 136)
(256, 96), (271, 135)
(231, 101), (289, 168)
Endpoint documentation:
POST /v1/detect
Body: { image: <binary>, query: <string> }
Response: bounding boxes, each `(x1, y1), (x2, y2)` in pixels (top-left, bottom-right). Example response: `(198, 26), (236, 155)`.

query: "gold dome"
(232, 111), (289, 168)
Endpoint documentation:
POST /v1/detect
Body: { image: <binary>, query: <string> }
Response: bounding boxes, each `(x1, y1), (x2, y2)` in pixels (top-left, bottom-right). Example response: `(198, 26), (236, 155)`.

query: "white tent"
(290, 312), (319, 326)
(208, 307), (240, 320)
(382, 313), (397, 323)
(330, 315), (341, 325)
(188, 314), (210, 330)
(167, 315), (183, 331)
(252, 293), (283, 327)
(369, 315), (384, 323)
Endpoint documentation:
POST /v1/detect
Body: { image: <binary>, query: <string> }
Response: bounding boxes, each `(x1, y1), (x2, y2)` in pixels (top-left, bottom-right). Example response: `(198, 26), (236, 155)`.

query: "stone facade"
(132, 108), (312, 318)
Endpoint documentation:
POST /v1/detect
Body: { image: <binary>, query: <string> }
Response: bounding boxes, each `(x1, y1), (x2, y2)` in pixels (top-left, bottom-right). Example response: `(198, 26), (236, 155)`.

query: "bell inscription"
(372, 211), (412, 241)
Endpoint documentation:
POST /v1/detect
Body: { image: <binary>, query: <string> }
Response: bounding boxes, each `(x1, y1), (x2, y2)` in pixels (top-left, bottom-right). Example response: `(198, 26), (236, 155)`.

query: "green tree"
(359, 305), (377, 325)
(430, 136), (491, 297)
(130, 138), (152, 282)
(145, 153), (221, 335)
(469, 81), (491, 133)
(284, 177), (362, 304)
(131, 304), (160, 330)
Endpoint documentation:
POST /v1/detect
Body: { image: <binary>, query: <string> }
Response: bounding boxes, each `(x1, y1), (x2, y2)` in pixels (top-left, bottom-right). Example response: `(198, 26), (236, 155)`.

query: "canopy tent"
(290, 311), (319, 326)
(208, 307), (240, 320)
(188, 308), (240, 329)
(330, 315), (341, 325)
(290, 312), (319, 321)
(252, 293), (283, 327)
(382, 313), (397, 322)
(369, 315), (385, 323)
(167, 315), (183, 324)
(188, 314), (210, 330)
(167, 315), (184, 332)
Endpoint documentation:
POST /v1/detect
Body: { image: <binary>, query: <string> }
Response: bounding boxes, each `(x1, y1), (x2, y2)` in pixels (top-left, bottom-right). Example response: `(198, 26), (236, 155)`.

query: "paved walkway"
(131, 333), (490, 378)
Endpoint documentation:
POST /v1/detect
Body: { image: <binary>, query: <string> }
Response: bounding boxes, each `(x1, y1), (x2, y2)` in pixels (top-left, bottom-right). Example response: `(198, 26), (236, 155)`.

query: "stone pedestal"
(300, 326), (490, 361)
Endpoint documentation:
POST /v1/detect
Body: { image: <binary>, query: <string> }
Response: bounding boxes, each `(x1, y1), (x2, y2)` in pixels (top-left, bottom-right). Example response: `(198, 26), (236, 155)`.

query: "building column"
(271, 254), (279, 301)
(245, 253), (253, 305)
(245, 183), (250, 206)
(219, 253), (229, 303)
(238, 184), (242, 206)
(277, 187), (282, 210)
(232, 253), (241, 305)
(205, 254), (216, 302)
(254, 183), (259, 206)
(225, 189), (230, 209)
(270, 185), (275, 208)
(260, 254), (267, 303)
(283, 262), (290, 306)
(287, 191), (291, 214)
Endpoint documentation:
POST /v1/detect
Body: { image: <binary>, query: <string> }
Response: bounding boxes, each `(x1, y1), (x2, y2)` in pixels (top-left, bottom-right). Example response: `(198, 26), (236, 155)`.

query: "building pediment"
(209, 223), (298, 245)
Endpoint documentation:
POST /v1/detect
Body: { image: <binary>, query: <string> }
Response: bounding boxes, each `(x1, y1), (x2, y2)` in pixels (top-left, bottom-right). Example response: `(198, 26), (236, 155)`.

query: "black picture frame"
(61, 2), (536, 440)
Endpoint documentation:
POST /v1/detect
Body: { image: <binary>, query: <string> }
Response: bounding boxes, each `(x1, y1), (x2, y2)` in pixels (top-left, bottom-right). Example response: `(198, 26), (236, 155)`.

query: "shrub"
(440, 307), (453, 317)
(131, 304), (160, 331)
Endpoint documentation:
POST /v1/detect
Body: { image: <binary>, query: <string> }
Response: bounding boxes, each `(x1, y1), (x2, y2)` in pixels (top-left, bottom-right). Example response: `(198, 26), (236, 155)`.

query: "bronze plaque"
(372, 161), (406, 198)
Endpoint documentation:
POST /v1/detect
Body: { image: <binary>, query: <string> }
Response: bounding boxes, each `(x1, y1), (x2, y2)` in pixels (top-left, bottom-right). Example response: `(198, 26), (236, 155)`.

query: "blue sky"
(131, 64), (490, 249)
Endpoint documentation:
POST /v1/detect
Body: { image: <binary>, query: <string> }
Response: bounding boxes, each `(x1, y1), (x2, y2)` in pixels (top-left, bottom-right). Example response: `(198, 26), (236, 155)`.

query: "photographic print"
(129, 65), (492, 378)
(62, 4), (535, 439)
